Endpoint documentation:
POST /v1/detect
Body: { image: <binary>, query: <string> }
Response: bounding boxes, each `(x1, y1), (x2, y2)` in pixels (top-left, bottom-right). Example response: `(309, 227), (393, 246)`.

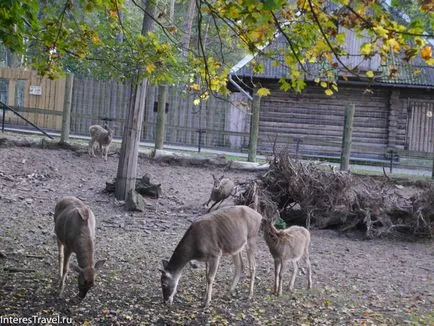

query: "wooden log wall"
(259, 81), (392, 159)
(0, 68), (65, 130)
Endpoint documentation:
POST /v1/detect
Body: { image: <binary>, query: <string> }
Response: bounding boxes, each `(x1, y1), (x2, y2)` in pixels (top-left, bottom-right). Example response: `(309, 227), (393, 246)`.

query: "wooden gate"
(406, 99), (434, 152)
(0, 68), (66, 130)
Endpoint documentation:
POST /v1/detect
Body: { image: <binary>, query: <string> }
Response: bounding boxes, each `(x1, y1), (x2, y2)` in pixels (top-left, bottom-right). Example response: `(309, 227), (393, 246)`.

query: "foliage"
(0, 0), (432, 97)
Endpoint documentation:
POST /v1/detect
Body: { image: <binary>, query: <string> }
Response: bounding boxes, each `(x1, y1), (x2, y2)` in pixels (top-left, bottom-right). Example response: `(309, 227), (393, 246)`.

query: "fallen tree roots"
(234, 151), (433, 239)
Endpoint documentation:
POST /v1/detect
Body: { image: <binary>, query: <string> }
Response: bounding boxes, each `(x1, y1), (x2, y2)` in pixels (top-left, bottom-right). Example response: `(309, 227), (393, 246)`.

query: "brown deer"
(88, 124), (112, 161)
(54, 196), (105, 302)
(160, 205), (262, 308)
(205, 174), (235, 212)
(263, 213), (312, 296)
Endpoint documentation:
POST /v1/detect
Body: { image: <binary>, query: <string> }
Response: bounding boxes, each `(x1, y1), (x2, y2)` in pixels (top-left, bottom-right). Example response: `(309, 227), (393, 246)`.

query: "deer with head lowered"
(263, 211), (312, 296)
(204, 174), (235, 212)
(160, 205), (262, 308)
(54, 196), (105, 302)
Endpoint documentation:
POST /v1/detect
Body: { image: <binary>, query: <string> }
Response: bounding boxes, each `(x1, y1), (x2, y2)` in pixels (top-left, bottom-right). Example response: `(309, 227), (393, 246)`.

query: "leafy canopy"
(0, 0), (432, 97)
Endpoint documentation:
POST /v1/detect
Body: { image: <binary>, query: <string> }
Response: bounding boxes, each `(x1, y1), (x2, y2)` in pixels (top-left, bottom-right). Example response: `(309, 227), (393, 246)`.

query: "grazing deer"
(263, 214), (312, 296)
(160, 205), (262, 308)
(54, 196), (105, 301)
(205, 174), (235, 212)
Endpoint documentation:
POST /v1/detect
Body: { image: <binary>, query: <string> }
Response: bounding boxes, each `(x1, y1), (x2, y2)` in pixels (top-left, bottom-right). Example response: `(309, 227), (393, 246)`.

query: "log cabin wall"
(257, 80), (403, 159)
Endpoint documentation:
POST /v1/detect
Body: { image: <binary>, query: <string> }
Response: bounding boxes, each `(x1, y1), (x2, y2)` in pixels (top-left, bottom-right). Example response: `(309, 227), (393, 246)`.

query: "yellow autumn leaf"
(366, 70), (375, 78)
(373, 25), (389, 38)
(314, 78), (320, 83)
(82, 322), (91, 326)
(257, 87), (270, 97)
(325, 89), (334, 96)
(360, 43), (374, 56)
(386, 38), (401, 52)
(193, 98), (201, 106)
(421, 45), (433, 60)
(320, 81), (327, 88)
(91, 35), (102, 45)
(146, 64), (156, 73)
(191, 83), (200, 91)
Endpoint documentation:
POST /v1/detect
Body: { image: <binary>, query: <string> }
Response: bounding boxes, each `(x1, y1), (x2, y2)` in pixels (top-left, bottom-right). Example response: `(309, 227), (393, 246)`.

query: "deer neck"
(76, 234), (95, 269)
(166, 233), (196, 275)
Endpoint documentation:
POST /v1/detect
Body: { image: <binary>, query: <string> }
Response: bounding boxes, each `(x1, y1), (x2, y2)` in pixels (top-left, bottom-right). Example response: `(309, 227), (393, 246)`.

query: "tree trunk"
(182, 0), (196, 54)
(115, 0), (156, 200)
(248, 94), (261, 162)
(340, 104), (355, 171)
(154, 85), (168, 150)
(60, 73), (74, 144)
(115, 80), (148, 200)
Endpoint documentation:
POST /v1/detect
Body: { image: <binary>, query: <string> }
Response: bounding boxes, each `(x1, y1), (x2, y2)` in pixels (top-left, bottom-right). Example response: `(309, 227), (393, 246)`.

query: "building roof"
(230, 4), (434, 89)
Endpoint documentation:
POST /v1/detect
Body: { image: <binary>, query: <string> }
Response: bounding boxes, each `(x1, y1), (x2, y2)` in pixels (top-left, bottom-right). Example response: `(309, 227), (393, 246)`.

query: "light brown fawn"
(263, 213), (312, 296)
(54, 196), (105, 302)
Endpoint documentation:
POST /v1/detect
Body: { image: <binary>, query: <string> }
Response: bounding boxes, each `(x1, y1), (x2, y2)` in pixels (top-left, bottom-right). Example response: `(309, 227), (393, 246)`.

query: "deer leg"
(246, 240), (257, 299)
(274, 259), (281, 295)
(230, 253), (242, 296)
(289, 260), (299, 291)
(88, 140), (95, 156)
(204, 256), (220, 308)
(59, 247), (72, 298)
(57, 241), (64, 279)
(278, 262), (287, 296)
(104, 145), (110, 161)
(207, 200), (220, 213)
(305, 251), (312, 289)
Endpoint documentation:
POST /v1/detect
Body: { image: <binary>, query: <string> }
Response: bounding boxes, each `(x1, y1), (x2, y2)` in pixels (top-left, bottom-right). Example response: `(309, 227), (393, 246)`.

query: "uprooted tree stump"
(234, 150), (433, 239)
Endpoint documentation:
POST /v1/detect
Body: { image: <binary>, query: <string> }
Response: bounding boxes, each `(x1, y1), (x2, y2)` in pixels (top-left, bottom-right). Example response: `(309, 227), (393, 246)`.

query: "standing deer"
(160, 205), (262, 308)
(54, 196), (105, 302)
(88, 124), (112, 161)
(263, 214), (312, 296)
(205, 174), (235, 212)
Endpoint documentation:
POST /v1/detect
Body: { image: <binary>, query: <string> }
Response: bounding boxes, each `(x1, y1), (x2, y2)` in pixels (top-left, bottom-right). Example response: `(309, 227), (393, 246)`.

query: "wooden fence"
(0, 68), (65, 130)
(70, 78), (251, 151)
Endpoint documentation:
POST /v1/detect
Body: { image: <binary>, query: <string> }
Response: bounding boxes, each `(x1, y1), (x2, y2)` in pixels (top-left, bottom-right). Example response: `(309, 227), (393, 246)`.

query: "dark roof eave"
(229, 74), (434, 91)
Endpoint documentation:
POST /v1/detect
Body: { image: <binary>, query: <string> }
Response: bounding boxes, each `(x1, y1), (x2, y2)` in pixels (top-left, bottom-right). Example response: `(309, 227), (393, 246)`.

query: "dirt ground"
(0, 143), (433, 325)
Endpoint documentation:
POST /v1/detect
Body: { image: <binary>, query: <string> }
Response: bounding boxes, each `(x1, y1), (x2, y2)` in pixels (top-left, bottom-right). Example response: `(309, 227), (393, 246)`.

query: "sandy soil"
(0, 144), (433, 325)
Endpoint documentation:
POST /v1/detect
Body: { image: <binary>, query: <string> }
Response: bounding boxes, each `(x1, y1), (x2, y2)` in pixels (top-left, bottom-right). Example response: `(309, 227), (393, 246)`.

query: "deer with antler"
(160, 205), (262, 308)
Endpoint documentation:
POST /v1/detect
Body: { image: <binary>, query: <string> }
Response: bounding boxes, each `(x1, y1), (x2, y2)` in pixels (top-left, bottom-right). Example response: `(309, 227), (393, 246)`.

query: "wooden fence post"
(60, 73), (74, 143)
(340, 104), (355, 171)
(248, 94), (261, 162)
(155, 85), (168, 150)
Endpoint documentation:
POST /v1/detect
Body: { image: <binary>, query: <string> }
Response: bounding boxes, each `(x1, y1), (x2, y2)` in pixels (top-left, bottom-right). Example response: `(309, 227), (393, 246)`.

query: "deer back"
(187, 206), (261, 259)
(265, 222), (310, 260)
(54, 196), (95, 253)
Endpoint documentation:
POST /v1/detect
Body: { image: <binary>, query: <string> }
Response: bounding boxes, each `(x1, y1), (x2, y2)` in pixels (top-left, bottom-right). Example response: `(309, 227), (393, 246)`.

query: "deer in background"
(159, 205), (262, 308)
(88, 124), (112, 161)
(54, 196), (105, 302)
(263, 211), (312, 296)
(205, 174), (235, 212)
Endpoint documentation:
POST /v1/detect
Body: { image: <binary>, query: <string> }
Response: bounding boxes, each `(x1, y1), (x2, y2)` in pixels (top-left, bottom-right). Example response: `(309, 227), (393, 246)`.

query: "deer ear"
(211, 174), (216, 180)
(94, 259), (106, 270)
(161, 259), (169, 269)
(71, 264), (83, 273)
(78, 207), (90, 221)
